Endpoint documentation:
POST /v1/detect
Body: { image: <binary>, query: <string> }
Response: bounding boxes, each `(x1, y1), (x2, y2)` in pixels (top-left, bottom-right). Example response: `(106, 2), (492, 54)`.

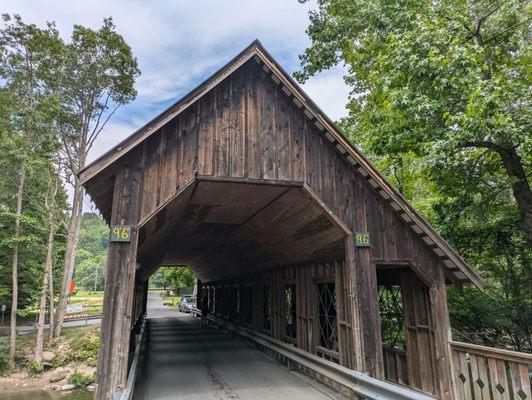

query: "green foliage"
(70, 335), (99, 367)
(26, 360), (44, 375)
(73, 213), (108, 291)
(0, 13), (139, 331)
(298, 0), (531, 350)
(50, 354), (70, 368)
(68, 370), (95, 388)
(150, 267), (196, 295)
(57, 17), (141, 172)
(0, 13), (69, 315)
(448, 284), (530, 349)
(0, 347), (11, 376)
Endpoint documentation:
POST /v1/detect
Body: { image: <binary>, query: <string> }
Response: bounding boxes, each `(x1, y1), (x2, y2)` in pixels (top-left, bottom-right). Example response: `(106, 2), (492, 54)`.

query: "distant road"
(15, 315), (101, 335)
(147, 290), (187, 318)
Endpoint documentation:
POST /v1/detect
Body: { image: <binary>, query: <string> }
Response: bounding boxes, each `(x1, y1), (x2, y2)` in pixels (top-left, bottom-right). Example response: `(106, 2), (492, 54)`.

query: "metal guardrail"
(206, 314), (435, 400)
(114, 315), (147, 400)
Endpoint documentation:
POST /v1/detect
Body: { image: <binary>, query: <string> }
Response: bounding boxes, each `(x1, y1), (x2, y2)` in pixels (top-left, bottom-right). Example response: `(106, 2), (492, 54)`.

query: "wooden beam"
(302, 183), (351, 234)
(430, 267), (458, 400)
(345, 233), (384, 379)
(95, 147), (142, 400)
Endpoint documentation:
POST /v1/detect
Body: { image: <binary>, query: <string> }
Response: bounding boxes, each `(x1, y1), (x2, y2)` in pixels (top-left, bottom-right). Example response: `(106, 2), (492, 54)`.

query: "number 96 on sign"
(110, 225), (131, 242)
(355, 232), (370, 247)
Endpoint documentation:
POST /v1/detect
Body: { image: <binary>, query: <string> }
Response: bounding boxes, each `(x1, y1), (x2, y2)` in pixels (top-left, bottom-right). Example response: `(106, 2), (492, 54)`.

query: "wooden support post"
(345, 234), (384, 378)
(431, 267), (457, 400)
(95, 149), (142, 400)
(141, 281), (148, 316)
(197, 279), (203, 309)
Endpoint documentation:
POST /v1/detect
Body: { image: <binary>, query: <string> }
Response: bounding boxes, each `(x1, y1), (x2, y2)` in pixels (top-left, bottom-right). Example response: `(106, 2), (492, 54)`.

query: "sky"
(3, 1), (351, 206)
(1, 3), (503, 299)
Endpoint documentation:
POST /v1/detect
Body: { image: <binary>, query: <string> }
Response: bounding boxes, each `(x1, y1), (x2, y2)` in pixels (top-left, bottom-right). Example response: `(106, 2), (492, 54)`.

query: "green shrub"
(51, 354), (70, 368)
(71, 335), (99, 367)
(0, 350), (11, 376)
(27, 360), (44, 375)
(68, 370), (95, 388)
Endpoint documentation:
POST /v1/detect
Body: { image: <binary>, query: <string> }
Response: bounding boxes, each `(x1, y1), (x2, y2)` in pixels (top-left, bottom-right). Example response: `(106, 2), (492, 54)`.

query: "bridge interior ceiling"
(136, 177), (347, 282)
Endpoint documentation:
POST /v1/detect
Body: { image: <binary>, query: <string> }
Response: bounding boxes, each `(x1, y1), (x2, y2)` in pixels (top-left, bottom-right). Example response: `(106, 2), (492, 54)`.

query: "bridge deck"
(134, 291), (345, 400)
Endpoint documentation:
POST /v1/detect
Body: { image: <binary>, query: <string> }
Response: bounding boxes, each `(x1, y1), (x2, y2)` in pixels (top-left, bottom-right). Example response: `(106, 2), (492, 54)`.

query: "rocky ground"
(0, 325), (99, 394)
(0, 364), (96, 393)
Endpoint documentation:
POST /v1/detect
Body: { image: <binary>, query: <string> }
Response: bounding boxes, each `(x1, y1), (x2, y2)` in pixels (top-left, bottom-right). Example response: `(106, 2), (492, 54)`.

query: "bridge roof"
(79, 40), (483, 290)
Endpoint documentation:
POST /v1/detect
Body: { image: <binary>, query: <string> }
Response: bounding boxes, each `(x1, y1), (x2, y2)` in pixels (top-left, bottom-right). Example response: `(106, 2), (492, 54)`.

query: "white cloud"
(301, 67), (350, 122)
(87, 120), (139, 164)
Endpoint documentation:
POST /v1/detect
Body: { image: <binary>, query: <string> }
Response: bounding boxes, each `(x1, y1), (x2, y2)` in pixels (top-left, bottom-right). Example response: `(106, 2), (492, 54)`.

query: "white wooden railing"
(451, 341), (531, 400)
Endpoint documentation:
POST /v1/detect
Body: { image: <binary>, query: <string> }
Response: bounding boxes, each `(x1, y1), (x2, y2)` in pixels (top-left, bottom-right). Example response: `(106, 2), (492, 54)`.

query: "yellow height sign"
(110, 225), (131, 242)
(355, 232), (370, 247)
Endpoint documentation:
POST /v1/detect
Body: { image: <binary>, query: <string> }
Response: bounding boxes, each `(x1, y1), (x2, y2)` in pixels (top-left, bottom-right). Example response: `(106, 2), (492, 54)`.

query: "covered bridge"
(80, 41), (531, 400)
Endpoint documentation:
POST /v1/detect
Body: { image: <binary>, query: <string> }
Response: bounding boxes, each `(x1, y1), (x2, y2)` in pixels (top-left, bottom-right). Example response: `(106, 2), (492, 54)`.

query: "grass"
(70, 290), (104, 316)
(162, 295), (182, 307)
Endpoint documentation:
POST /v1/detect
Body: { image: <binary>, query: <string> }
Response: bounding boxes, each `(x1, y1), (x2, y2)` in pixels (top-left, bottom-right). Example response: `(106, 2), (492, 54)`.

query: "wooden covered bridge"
(79, 41), (531, 400)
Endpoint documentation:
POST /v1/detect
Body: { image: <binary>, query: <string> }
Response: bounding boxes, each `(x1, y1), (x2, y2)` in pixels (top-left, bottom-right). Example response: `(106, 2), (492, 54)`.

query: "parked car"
(179, 296), (196, 313)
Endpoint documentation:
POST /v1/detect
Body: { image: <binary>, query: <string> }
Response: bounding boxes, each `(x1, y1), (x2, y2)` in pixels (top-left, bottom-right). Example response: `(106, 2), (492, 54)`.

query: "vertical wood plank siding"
(99, 59), (457, 399)
(203, 261), (355, 370)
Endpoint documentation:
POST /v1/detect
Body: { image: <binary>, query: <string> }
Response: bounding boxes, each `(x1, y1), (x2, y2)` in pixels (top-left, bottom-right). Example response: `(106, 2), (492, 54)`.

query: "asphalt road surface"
(134, 291), (345, 400)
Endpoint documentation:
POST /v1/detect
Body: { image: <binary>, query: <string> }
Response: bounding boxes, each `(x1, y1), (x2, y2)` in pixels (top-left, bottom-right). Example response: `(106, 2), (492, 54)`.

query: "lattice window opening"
(285, 285), (297, 339)
(378, 284), (406, 351)
(243, 286), (252, 325)
(234, 287), (240, 321)
(223, 286), (231, 318)
(206, 286), (213, 312)
(263, 285), (271, 331)
(316, 283), (338, 352)
(214, 287), (220, 314)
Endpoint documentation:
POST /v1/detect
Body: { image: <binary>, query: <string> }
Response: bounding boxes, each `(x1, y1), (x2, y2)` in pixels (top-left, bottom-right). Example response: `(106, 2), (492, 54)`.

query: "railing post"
(430, 267), (458, 400)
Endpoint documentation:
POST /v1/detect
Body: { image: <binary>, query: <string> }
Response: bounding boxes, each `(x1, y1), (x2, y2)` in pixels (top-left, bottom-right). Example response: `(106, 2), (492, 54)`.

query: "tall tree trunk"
(9, 159), (26, 367)
(54, 175), (84, 338)
(48, 258), (55, 344)
(497, 146), (532, 246)
(93, 266), (99, 292)
(35, 180), (57, 365)
(34, 227), (54, 365)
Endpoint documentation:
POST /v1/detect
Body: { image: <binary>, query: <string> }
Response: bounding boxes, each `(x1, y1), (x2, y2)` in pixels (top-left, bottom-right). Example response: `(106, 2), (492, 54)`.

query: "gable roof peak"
(79, 40), (483, 291)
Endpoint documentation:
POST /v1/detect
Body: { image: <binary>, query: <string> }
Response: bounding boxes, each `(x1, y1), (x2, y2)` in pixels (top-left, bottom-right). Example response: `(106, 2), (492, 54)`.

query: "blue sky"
(3, 0), (350, 164)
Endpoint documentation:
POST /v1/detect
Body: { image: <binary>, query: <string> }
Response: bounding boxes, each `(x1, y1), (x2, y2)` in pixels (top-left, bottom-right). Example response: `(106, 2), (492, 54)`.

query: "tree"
(297, 0), (530, 240)
(150, 267), (196, 295)
(0, 14), (63, 365)
(297, 0), (531, 349)
(72, 212), (109, 291)
(34, 170), (60, 366)
(54, 18), (140, 338)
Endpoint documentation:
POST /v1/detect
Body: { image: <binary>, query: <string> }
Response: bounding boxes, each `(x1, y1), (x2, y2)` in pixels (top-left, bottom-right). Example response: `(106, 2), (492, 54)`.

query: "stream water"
(1, 390), (92, 400)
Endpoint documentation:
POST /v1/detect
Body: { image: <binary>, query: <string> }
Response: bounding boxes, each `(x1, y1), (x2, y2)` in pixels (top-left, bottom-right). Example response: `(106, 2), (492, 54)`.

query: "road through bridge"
(134, 291), (345, 400)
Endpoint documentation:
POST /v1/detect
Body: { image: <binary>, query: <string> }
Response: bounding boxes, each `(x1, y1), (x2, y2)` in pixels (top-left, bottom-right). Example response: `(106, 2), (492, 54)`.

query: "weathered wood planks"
(451, 341), (532, 400)
(95, 148), (143, 400)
